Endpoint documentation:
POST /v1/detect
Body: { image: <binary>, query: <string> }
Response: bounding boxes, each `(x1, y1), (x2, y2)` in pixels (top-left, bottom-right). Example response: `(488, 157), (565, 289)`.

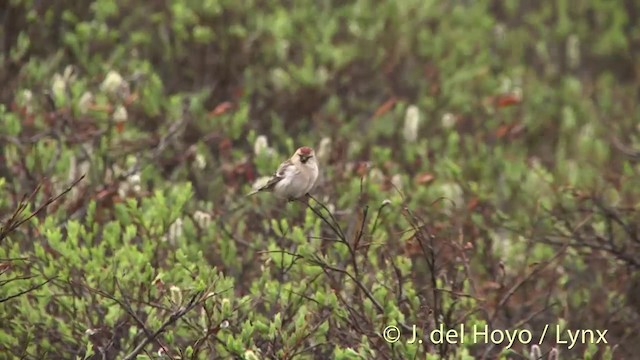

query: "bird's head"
(293, 146), (316, 165)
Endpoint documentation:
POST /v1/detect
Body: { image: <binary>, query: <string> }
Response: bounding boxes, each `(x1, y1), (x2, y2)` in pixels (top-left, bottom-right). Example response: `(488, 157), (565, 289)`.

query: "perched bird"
(248, 146), (319, 201)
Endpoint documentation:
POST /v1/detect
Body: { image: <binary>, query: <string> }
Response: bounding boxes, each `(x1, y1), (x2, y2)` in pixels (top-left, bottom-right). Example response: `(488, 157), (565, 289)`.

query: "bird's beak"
(300, 155), (312, 162)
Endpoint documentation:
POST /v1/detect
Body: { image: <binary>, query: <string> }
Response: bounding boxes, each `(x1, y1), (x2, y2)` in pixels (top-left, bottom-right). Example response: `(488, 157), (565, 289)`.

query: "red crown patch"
(298, 147), (312, 155)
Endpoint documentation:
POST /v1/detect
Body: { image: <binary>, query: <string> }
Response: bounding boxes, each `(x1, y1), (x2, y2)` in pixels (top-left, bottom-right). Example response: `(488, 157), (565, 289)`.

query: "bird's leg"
(298, 194), (311, 205)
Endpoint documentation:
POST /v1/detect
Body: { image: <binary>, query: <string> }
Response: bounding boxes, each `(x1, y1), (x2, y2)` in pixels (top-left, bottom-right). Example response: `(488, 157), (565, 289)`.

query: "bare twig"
(0, 276), (56, 303)
(122, 292), (204, 360)
(0, 175), (85, 243)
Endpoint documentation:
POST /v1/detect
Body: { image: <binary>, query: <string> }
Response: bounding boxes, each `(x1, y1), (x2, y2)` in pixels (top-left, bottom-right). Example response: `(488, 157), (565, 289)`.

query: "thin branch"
(122, 292), (204, 360)
(0, 277), (57, 303)
(0, 175), (85, 242)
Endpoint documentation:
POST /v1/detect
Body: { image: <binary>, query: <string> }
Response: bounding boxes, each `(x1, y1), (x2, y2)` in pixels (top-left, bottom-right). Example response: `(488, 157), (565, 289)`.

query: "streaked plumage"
(248, 146), (319, 201)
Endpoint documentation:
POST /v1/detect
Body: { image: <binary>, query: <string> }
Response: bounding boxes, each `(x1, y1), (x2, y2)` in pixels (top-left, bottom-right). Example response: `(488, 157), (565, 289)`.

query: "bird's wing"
(260, 159), (295, 191)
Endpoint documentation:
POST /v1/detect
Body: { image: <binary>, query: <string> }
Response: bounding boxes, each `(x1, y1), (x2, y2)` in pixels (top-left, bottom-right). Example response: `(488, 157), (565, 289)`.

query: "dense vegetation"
(1, 0), (639, 359)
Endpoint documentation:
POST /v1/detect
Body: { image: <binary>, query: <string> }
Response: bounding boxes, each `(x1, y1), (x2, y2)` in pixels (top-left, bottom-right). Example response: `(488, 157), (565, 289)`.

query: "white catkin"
(100, 70), (124, 95)
(317, 137), (332, 162)
(20, 90), (34, 113)
(254, 135), (269, 156)
(403, 105), (420, 142)
(193, 210), (212, 228)
(167, 218), (183, 245)
(441, 112), (456, 129)
(51, 73), (66, 99)
(194, 153), (207, 170)
(113, 105), (128, 122)
(78, 91), (94, 114)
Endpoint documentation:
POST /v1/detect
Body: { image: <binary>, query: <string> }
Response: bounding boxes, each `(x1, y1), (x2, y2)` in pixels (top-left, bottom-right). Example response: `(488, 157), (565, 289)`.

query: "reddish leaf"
(415, 172), (435, 185)
(496, 124), (512, 138)
(209, 101), (234, 117)
(0, 262), (12, 272)
(218, 138), (232, 152)
(495, 93), (521, 108)
(355, 162), (370, 177)
(153, 277), (165, 290)
(95, 187), (116, 201)
(467, 197), (480, 210)
(115, 121), (125, 133)
(372, 97), (397, 118)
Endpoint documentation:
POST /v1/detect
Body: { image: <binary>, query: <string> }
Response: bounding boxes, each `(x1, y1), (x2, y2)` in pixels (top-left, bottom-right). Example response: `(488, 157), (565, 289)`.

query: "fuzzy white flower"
(567, 34), (581, 69)
(270, 68), (291, 91)
(513, 87), (523, 101)
(20, 90), (34, 113)
(166, 218), (183, 245)
(51, 73), (66, 99)
(193, 210), (212, 228)
(530, 344), (542, 360)
(441, 112), (456, 129)
(113, 105), (128, 122)
(580, 123), (594, 138)
(129, 173), (141, 193)
(254, 135), (269, 156)
(169, 285), (182, 304)
(63, 65), (76, 82)
(317, 137), (332, 162)
(243, 350), (261, 360)
(494, 23), (506, 43)
(327, 203), (335, 214)
(194, 153), (207, 170)
(78, 91), (94, 114)
(100, 70), (124, 95)
(403, 105), (421, 142)
(117, 172), (141, 198)
(316, 66), (329, 85)
(499, 77), (512, 94)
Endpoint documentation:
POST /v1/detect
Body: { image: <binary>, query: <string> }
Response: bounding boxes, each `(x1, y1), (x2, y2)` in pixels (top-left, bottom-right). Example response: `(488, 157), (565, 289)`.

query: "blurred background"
(1, 0), (639, 359)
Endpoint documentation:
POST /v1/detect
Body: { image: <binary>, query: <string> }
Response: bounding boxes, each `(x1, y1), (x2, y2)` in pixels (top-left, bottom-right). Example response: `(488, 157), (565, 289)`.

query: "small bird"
(248, 146), (319, 202)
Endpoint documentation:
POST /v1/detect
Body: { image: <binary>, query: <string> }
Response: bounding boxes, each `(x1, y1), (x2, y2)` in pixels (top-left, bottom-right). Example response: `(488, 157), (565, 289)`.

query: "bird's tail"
(246, 188), (262, 197)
